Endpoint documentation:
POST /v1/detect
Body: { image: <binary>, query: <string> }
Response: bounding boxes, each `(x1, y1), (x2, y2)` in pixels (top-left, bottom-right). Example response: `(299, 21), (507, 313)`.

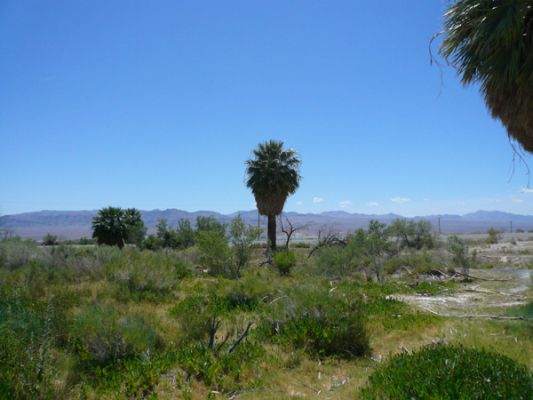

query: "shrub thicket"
(361, 344), (533, 399)
(259, 287), (370, 359)
(69, 303), (162, 365)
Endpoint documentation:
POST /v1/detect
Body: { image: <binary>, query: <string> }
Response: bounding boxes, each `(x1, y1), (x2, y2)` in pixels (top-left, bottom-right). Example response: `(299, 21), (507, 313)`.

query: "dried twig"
(227, 322), (253, 354)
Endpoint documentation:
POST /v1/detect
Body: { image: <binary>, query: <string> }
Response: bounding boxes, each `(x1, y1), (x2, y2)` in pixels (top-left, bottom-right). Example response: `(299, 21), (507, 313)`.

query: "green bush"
(275, 303), (369, 358)
(361, 344), (533, 399)
(110, 250), (191, 300)
(178, 341), (263, 392)
(259, 288), (370, 359)
(93, 352), (177, 399)
(315, 245), (355, 276)
(196, 231), (234, 278)
(70, 303), (162, 365)
(0, 238), (49, 270)
(274, 250), (297, 276)
(487, 228), (502, 244)
(171, 292), (256, 343)
(0, 290), (64, 399)
(385, 251), (445, 275)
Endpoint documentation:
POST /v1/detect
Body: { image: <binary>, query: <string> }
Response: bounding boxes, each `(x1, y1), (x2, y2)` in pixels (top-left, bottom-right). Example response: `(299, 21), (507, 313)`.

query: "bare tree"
(307, 224), (347, 258)
(278, 214), (308, 250)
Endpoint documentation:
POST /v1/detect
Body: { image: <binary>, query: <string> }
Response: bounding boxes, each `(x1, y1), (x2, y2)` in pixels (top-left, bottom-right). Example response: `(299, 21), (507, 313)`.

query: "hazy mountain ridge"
(1, 209), (533, 240)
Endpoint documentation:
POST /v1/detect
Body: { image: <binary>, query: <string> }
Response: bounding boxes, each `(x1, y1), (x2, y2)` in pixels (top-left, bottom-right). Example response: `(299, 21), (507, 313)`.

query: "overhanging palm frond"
(441, 0), (533, 152)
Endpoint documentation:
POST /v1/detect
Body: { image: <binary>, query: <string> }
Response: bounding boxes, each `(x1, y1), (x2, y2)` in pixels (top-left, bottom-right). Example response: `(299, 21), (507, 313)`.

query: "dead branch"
(279, 214), (308, 250)
(226, 321), (253, 354)
(207, 317), (221, 349)
(447, 314), (530, 321)
(308, 225), (347, 258)
(453, 271), (512, 282)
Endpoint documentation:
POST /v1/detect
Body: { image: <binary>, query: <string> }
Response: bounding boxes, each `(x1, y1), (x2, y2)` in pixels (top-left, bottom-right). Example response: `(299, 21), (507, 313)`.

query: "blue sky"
(1, 0), (532, 217)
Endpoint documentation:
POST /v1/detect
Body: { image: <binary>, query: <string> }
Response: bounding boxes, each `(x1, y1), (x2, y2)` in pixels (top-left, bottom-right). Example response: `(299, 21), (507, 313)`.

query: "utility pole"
(510, 220), (513, 234)
(438, 217), (441, 235)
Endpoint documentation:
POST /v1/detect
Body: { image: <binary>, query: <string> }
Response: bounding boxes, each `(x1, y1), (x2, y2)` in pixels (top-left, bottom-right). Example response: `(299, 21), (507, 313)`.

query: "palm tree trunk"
(268, 214), (277, 252)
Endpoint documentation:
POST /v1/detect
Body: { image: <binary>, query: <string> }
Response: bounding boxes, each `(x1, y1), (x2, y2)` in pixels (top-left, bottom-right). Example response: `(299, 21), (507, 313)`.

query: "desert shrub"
(361, 344), (533, 399)
(315, 245), (354, 276)
(78, 236), (96, 245)
(175, 218), (196, 248)
(385, 251), (445, 275)
(171, 292), (262, 392)
(328, 281), (441, 331)
(273, 250), (297, 276)
(0, 238), (49, 270)
(0, 290), (64, 399)
(42, 233), (58, 246)
(195, 216), (226, 237)
(388, 219), (435, 250)
(448, 235), (475, 276)
(229, 216), (261, 278)
(171, 293), (251, 343)
(178, 341), (263, 392)
(141, 234), (161, 250)
(487, 228), (502, 244)
(292, 241), (311, 248)
(196, 230), (235, 277)
(258, 287), (370, 359)
(507, 301), (533, 319)
(110, 250), (191, 300)
(70, 303), (162, 365)
(275, 305), (369, 358)
(195, 217), (261, 279)
(93, 352), (177, 399)
(219, 274), (273, 311)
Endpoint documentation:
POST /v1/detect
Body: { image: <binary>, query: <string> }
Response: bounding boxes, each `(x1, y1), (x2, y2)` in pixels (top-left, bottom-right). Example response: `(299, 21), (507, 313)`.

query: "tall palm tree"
(440, 0), (533, 152)
(246, 140), (301, 252)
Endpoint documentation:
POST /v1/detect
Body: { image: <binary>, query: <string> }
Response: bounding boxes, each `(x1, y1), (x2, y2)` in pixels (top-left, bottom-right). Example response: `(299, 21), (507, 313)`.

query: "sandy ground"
(391, 268), (531, 318)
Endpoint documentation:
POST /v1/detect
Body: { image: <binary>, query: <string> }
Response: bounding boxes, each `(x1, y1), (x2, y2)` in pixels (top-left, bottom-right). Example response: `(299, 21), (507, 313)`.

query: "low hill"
(1, 209), (533, 240)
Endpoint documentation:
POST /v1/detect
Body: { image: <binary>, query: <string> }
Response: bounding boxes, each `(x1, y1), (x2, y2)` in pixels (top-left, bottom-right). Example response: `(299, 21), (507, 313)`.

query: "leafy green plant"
(361, 344), (533, 399)
(69, 303), (162, 365)
(487, 228), (502, 245)
(388, 219), (434, 250)
(259, 288), (370, 359)
(195, 216), (226, 237)
(229, 215), (261, 278)
(448, 235), (475, 277)
(273, 250), (297, 276)
(196, 230), (233, 277)
(196, 217), (260, 279)
(178, 341), (263, 392)
(385, 251), (445, 275)
(93, 352), (177, 399)
(0, 291), (60, 399)
(111, 250), (190, 300)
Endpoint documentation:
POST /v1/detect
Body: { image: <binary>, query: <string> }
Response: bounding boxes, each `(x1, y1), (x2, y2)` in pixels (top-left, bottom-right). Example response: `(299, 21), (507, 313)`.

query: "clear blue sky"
(1, 0), (532, 217)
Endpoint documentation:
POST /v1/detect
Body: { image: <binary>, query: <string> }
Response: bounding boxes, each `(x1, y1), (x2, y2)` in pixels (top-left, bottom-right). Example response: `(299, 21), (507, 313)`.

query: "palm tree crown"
(245, 140), (301, 251)
(246, 140), (301, 216)
(440, 0), (533, 152)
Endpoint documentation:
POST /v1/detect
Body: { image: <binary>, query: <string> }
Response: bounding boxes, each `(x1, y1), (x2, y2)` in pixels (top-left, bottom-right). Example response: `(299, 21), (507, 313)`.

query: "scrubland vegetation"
(1, 215), (532, 399)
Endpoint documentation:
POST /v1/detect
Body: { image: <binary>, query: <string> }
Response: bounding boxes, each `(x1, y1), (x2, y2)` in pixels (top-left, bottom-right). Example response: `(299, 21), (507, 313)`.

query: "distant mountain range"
(1, 209), (533, 240)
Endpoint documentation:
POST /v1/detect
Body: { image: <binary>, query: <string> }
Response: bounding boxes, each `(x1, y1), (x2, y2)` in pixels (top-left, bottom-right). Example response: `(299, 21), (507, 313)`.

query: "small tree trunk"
(268, 214), (277, 252)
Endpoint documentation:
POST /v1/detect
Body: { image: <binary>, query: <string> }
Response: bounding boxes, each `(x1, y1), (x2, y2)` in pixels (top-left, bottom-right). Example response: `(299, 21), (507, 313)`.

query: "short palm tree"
(246, 140), (301, 252)
(440, 0), (533, 152)
(92, 206), (128, 248)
